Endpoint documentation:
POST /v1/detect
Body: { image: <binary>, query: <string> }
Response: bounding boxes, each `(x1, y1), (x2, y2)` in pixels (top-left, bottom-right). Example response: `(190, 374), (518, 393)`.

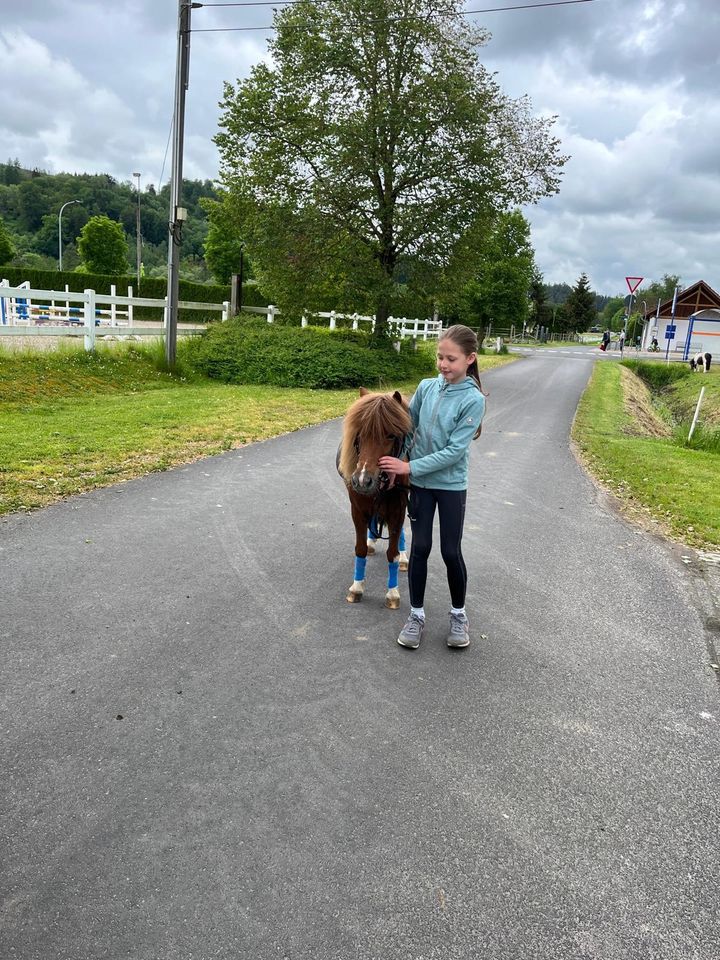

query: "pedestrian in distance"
(601, 329), (610, 352)
(378, 324), (486, 651)
(619, 329), (626, 354)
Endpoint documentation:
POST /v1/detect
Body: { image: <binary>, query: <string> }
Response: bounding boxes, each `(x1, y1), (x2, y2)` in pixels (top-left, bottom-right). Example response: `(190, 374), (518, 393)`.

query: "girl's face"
(436, 339), (475, 384)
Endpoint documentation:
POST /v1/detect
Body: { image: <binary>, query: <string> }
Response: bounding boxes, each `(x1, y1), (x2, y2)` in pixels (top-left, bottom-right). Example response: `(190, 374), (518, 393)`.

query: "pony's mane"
(339, 392), (411, 482)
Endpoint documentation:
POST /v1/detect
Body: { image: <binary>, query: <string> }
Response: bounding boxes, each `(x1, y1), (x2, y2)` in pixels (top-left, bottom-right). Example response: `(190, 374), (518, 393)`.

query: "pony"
(337, 388), (412, 608)
(690, 352), (712, 372)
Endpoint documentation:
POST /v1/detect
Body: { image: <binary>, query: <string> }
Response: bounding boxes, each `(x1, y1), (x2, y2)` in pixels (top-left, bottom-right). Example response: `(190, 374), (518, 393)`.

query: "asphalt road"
(2, 349), (719, 960)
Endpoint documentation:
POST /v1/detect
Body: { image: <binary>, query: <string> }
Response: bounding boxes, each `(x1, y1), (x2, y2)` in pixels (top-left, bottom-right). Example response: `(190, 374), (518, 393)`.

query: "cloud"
(478, 0), (720, 292)
(1, 0), (719, 294)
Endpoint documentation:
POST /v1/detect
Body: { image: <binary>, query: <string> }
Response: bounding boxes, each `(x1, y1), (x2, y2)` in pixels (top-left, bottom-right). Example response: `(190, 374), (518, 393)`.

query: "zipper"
(425, 379), (448, 446)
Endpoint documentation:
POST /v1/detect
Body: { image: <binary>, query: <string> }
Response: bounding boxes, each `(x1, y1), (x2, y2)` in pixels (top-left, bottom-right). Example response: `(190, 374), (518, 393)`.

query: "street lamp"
(58, 199), (81, 271)
(133, 172), (142, 286)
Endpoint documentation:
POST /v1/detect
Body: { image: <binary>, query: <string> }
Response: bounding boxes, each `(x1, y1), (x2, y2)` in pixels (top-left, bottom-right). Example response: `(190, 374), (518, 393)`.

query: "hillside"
(0, 160), (217, 283)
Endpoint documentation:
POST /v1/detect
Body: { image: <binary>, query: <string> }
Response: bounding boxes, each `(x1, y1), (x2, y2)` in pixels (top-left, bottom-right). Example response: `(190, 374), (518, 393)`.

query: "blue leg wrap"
(354, 556), (367, 582)
(399, 527), (406, 551)
(387, 561), (399, 590)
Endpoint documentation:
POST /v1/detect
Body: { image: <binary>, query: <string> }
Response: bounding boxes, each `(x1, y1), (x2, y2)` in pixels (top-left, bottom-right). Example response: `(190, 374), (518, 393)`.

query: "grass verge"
(0, 342), (514, 515)
(573, 361), (720, 550)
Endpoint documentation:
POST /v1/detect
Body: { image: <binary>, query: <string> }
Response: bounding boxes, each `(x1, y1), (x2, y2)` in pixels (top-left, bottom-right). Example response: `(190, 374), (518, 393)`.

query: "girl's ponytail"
(441, 324), (487, 438)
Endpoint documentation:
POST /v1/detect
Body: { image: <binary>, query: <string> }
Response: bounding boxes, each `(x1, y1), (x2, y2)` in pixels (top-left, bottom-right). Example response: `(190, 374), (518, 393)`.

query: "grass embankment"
(0, 342), (513, 515)
(573, 360), (720, 550)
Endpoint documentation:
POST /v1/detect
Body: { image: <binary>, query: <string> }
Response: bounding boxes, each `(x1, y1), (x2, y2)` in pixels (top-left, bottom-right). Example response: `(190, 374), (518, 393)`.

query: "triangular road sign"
(626, 276), (643, 294)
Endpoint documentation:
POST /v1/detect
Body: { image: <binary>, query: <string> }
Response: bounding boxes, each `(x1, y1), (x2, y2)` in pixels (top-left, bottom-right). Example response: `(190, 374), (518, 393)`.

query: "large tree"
(77, 215), (129, 275)
(216, 0), (566, 339)
(562, 272), (597, 332)
(529, 268), (552, 330)
(453, 210), (535, 340)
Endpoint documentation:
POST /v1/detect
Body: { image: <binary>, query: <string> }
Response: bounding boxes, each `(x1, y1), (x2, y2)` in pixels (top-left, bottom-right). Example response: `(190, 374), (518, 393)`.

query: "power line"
(192, 0), (596, 32)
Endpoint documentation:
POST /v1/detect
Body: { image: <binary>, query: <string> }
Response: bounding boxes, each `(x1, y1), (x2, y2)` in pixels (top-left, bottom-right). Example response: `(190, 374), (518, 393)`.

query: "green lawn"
(0, 343), (513, 515)
(573, 361), (720, 550)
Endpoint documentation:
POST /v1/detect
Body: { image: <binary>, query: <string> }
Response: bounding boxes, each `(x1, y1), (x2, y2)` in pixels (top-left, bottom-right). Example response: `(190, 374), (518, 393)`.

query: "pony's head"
(339, 388), (412, 496)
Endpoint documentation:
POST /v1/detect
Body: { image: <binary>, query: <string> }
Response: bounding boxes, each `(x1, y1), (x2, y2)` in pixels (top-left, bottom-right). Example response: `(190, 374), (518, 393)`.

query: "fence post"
(267, 304), (276, 324)
(84, 289), (96, 351)
(110, 284), (116, 326)
(301, 314), (308, 328)
(222, 301), (230, 321)
(128, 285), (134, 326)
(351, 314), (358, 330)
(0, 279), (8, 325)
(329, 310), (337, 330)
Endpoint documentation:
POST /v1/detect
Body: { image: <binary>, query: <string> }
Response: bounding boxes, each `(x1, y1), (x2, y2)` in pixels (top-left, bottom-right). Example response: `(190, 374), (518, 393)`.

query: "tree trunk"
(370, 244), (396, 346)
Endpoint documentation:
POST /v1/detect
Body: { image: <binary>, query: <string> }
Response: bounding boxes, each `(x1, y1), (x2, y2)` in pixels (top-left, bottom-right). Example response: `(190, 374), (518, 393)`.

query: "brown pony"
(337, 388), (412, 608)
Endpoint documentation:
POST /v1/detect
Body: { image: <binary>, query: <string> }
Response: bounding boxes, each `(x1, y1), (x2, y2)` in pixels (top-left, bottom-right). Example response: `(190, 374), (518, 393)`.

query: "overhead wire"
(191, 0), (597, 32)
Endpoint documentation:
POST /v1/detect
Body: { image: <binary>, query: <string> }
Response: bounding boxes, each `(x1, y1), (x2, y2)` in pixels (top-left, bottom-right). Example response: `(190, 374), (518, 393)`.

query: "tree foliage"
(77, 216), (129, 275)
(0, 161), (217, 281)
(0, 216), (15, 265)
(452, 210), (535, 339)
(215, 0), (566, 338)
(529, 268), (552, 328)
(561, 272), (597, 332)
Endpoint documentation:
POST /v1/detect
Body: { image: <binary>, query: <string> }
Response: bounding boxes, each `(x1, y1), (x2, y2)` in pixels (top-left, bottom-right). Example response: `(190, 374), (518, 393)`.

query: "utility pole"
(165, 0), (196, 365)
(133, 172), (142, 287)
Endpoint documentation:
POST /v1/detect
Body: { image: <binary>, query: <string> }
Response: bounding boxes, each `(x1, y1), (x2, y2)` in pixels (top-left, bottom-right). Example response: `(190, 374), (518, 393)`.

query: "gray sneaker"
(447, 612), (470, 648)
(397, 613), (425, 649)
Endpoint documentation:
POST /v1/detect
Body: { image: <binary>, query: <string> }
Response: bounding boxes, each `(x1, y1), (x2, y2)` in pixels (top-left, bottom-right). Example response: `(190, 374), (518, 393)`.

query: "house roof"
(642, 280), (720, 320)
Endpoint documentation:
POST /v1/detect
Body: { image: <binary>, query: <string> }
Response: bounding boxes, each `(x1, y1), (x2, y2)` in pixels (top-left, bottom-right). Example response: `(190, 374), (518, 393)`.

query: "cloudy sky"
(1, 0), (718, 294)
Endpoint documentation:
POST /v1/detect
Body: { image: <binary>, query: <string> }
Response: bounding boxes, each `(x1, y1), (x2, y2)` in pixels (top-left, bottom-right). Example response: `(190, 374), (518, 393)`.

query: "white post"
(688, 387), (706, 441)
(110, 284), (117, 326)
(329, 310), (336, 330)
(301, 314), (308, 328)
(267, 304), (276, 324)
(84, 289), (96, 351)
(496, 336), (502, 353)
(222, 300), (230, 321)
(351, 314), (358, 330)
(128, 285), (134, 326)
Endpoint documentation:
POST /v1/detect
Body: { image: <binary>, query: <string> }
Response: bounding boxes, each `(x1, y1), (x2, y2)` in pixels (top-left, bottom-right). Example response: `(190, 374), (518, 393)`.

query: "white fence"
(0, 281), (227, 350)
(0, 280), (441, 350)
(240, 304), (442, 340)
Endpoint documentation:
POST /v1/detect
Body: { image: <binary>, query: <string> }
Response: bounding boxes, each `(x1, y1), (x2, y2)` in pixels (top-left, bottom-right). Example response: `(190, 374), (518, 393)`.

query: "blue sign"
(665, 324), (676, 339)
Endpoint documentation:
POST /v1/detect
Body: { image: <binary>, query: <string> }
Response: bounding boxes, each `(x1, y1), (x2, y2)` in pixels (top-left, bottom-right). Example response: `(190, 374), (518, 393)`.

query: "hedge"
(181, 316), (435, 389)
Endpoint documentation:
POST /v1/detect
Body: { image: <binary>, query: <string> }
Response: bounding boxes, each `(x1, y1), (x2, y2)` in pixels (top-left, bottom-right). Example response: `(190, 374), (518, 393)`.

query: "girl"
(379, 324), (486, 650)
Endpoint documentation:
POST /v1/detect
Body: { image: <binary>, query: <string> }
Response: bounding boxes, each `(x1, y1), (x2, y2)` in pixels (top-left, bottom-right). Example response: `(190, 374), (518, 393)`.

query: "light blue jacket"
(408, 374), (485, 490)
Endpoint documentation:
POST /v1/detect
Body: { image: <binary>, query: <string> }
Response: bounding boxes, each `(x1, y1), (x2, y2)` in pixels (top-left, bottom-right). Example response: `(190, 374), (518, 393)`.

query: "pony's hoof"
(366, 540), (376, 556)
(385, 595), (401, 610)
(399, 558), (409, 572)
(347, 591), (363, 603)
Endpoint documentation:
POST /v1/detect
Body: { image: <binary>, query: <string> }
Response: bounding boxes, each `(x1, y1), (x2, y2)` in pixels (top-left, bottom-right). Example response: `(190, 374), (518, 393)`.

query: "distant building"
(641, 280), (720, 355)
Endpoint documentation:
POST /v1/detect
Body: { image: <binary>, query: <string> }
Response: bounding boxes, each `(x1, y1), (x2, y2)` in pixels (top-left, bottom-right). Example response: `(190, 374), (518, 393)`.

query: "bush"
(181, 318), (434, 389)
(622, 359), (691, 390)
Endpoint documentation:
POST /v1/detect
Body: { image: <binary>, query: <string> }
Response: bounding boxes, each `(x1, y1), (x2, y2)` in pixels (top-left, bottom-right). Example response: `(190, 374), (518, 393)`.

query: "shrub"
(181, 318), (434, 389)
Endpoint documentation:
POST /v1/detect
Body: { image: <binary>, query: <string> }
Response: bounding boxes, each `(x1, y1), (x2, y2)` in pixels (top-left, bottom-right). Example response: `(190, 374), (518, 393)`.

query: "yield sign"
(626, 276), (643, 294)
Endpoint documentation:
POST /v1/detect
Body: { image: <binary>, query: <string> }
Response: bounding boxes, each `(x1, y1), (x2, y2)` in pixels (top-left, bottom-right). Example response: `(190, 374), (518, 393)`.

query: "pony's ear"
(393, 390), (403, 403)
(359, 387), (370, 396)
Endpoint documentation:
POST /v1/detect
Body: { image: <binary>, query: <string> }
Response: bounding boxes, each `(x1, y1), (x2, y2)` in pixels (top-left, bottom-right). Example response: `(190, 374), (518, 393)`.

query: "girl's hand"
(378, 456), (410, 477)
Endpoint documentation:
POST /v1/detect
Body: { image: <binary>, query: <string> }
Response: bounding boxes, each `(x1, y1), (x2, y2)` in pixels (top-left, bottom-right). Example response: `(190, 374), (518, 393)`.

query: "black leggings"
(407, 486), (467, 609)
